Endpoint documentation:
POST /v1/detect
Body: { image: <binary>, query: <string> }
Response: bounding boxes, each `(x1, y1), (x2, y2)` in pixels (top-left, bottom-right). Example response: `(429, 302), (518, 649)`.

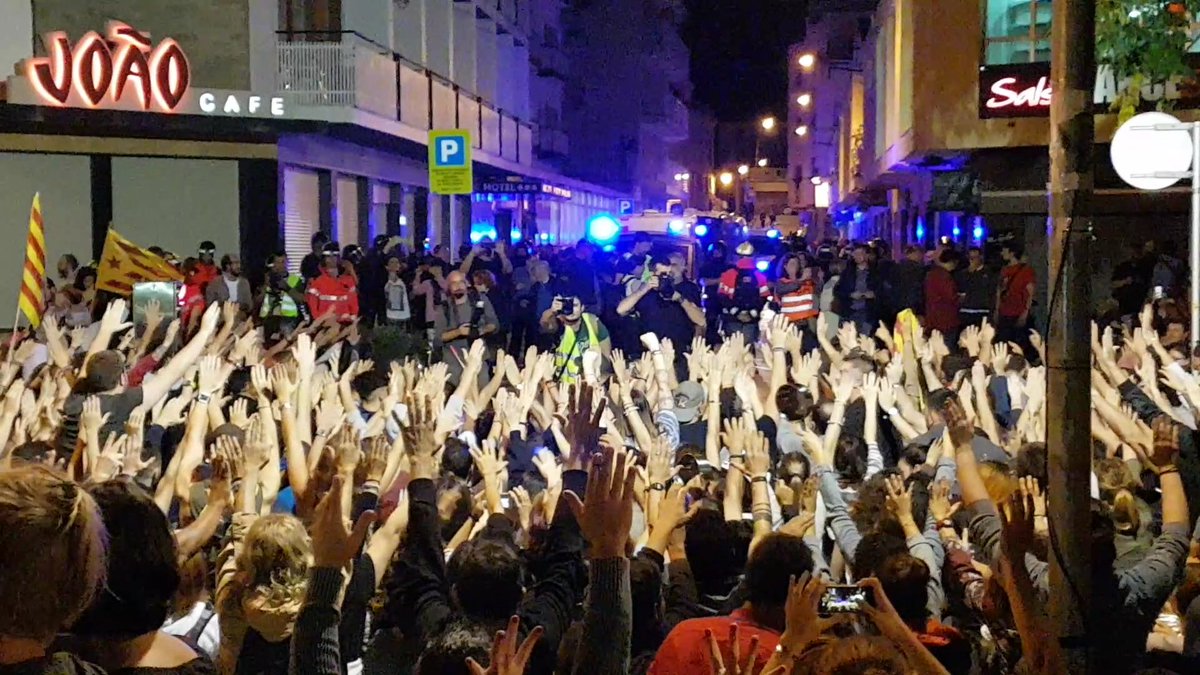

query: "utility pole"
(1046, 0), (1095, 672)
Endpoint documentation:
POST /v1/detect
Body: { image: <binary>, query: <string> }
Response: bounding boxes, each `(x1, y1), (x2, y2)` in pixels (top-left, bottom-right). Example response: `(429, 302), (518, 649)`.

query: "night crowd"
(3, 228), (1199, 675)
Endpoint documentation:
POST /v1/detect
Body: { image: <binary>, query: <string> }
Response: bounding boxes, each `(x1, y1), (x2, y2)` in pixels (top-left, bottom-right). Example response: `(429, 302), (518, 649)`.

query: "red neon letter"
(149, 39), (189, 111)
(71, 31), (113, 107)
(110, 43), (151, 109)
(27, 32), (72, 105)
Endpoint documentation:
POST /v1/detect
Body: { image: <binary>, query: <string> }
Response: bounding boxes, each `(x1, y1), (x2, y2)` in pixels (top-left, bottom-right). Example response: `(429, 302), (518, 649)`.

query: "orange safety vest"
(778, 279), (818, 322)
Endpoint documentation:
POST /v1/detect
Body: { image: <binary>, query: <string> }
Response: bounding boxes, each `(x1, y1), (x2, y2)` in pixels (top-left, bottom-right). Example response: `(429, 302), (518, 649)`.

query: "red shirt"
(998, 263), (1036, 318)
(924, 265), (960, 334)
(649, 609), (779, 675)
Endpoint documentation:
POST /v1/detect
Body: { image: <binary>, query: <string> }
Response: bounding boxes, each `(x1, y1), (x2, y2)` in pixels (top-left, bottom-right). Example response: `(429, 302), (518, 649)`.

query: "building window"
(983, 0), (1050, 64)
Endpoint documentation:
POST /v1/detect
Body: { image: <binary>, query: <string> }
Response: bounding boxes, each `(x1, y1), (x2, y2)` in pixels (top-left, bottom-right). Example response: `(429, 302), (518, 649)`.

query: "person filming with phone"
(540, 289), (611, 384)
(617, 251), (705, 363)
(434, 270), (498, 383)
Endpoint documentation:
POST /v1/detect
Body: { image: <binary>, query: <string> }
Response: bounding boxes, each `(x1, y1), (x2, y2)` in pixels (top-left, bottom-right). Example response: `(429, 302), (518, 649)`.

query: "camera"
(657, 274), (675, 299)
(557, 297), (576, 316)
(818, 585), (873, 614)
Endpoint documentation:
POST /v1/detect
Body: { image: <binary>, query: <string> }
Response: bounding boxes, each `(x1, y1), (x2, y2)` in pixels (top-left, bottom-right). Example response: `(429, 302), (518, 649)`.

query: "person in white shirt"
(383, 255), (411, 326)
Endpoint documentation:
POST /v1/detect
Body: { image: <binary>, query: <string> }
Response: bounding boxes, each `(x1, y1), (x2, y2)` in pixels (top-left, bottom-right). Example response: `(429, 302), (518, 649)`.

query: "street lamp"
(760, 116), (777, 132)
(737, 164), (750, 176)
(757, 158), (768, 167)
(796, 93), (812, 107)
(794, 125), (809, 137)
(810, 175), (823, 185)
(798, 53), (816, 70)
(719, 172), (734, 186)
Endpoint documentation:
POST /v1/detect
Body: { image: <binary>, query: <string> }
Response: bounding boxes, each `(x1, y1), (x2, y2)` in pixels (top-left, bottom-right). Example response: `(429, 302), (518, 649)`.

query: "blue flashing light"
(915, 215), (926, 241)
(668, 218), (687, 235)
(587, 214), (622, 244)
(766, 228), (780, 239)
(952, 225), (961, 238)
(693, 223), (709, 237)
(538, 233), (550, 242)
(755, 260), (770, 272)
(972, 225), (983, 240)
(602, 244), (616, 252)
(741, 225), (749, 235)
(511, 228), (523, 243)
(469, 224), (498, 244)
(853, 210), (864, 223)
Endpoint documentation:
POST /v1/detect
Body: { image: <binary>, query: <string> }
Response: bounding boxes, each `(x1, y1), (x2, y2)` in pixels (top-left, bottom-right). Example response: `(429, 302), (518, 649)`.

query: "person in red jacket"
(306, 252), (359, 322)
(924, 248), (961, 339)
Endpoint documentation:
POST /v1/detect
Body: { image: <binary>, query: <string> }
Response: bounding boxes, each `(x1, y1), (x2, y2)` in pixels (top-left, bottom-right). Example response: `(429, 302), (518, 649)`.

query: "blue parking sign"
(428, 130), (473, 194)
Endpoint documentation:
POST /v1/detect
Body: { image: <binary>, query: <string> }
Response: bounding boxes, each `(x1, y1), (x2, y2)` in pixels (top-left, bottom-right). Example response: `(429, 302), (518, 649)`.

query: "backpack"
(730, 269), (764, 315)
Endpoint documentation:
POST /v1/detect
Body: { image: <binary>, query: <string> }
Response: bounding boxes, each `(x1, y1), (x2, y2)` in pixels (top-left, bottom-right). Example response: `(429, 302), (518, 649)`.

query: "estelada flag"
(96, 228), (183, 296)
(18, 193), (47, 328)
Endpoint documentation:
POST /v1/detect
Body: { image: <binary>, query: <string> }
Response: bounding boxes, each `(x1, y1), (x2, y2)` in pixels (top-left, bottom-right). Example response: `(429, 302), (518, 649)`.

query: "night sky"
(683, 0), (809, 123)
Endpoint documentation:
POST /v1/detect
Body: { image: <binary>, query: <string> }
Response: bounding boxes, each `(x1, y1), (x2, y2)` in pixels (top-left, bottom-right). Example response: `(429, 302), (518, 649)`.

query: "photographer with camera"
(540, 288), (611, 384)
(616, 251), (704, 367)
(434, 270), (498, 382)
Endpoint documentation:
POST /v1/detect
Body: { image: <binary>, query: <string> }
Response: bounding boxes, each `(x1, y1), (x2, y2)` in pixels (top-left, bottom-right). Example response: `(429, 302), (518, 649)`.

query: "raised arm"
(141, 303), (221, 409)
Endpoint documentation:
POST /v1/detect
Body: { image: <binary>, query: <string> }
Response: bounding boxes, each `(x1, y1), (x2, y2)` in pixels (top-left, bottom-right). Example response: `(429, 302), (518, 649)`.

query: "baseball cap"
(673, 381), (706, 423)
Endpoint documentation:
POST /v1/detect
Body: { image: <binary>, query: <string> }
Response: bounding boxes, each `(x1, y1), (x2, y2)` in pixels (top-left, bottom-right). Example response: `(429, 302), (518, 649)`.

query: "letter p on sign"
(432, 134), (467, 167)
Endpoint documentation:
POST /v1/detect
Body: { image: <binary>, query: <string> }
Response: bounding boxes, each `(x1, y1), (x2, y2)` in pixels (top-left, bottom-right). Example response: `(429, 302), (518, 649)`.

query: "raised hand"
(929, 479), (960, 523)
(310, 474), (376, 568)
(465, 615), (544, 675)
(80, 395), (110, 437)
(1139, 417), (1182, 475)
(883, 475), (914, 524)
(706, 622), (780, 675)
(998, 489), (1036, 560)
(99, 298), (134, 335)
(563, 446), (637, 558)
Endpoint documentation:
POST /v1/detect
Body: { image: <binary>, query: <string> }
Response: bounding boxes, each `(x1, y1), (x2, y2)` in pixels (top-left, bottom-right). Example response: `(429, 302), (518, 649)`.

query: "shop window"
(983, 0), (1050, 64)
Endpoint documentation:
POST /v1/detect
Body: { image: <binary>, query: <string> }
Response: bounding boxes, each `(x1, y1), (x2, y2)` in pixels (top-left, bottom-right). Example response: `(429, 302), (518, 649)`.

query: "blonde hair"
(0, 466), (108, 641)
(233, 514), (312, 609)
(978, 461), (1018, 505)
(792, 635), (909, 674)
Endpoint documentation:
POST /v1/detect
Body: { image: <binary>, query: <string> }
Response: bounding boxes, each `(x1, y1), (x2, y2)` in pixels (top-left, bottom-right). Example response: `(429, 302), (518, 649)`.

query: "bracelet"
(936, 518), (956, 530)
(772, 346), (786, 353)
(729, 453), (747, 461)
(884, 408), (899, 417)
(750, 475), (770, 484)
(1159, 466), (1180, 476)
(649, 482), (667, 492)
(196, 393), (212, 405)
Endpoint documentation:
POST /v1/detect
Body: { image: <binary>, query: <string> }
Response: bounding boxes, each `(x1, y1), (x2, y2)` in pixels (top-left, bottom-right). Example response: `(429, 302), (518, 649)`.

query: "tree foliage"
(1096, 1), (1199, 122)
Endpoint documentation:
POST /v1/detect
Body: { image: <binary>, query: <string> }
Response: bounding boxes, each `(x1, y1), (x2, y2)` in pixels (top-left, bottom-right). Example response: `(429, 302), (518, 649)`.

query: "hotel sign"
(978, 62), (1198, 119)
(9, 20), (289, 119)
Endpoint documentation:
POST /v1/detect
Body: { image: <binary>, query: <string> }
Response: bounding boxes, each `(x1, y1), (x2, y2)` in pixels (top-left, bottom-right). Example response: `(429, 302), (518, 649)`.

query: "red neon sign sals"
(26, 21), (190, 112)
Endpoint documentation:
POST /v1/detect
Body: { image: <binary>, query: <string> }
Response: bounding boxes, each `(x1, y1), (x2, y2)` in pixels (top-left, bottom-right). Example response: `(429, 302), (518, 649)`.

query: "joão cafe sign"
(11, 20), (288, 118)
(24, 21), (189, 112)
(978, 62), (1198, 119)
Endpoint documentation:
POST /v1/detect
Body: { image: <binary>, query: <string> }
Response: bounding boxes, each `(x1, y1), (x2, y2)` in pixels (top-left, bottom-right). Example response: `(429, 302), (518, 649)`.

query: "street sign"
(1111, 112), (1192, 191)
(428, 130), (473, 195)
(618, 199), (634, 215)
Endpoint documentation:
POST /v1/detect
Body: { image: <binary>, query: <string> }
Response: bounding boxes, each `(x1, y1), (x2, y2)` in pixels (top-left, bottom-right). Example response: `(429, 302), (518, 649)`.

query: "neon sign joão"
(24, 21), (190, 112)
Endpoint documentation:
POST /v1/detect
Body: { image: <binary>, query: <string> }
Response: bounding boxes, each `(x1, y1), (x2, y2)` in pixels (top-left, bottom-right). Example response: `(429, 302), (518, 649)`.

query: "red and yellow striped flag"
(18, 193), (46, 328)
(96, 228), (183, 296)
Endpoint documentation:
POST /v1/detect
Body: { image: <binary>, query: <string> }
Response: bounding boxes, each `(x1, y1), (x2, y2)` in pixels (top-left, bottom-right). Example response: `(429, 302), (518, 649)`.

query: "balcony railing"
(276, 31), (535, 166)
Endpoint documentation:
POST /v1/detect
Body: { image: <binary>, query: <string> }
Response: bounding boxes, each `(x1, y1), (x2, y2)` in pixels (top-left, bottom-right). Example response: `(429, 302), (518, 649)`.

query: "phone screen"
(819, 585), (872, 614)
